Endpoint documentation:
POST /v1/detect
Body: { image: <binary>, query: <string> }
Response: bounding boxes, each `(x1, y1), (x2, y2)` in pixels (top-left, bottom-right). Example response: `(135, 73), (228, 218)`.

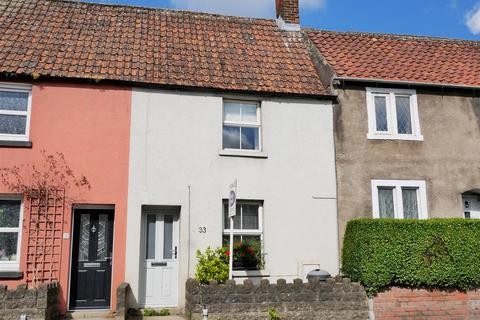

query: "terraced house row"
(0, 0), (479, 315)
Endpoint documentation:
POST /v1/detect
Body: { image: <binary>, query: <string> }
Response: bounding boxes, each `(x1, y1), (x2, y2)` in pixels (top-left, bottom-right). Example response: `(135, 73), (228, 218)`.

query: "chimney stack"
(275, 0), (300, 28)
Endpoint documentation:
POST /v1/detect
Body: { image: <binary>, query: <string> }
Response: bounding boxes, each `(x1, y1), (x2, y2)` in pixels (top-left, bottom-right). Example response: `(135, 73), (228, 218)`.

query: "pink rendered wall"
(0, 82), (131, 314)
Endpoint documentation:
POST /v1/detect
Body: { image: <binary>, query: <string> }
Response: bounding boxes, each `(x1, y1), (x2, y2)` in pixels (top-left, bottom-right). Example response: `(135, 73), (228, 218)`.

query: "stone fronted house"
(305, 29), (480, 243)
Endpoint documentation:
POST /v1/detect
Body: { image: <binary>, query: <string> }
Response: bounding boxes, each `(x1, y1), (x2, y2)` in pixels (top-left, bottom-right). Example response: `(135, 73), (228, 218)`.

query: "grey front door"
(70, 209), (114, 309)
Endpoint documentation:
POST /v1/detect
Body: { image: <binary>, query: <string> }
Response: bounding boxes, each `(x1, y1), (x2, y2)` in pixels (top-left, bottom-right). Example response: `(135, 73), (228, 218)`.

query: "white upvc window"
(0, 197), (24, 271)
(222, 200), (263, 246)
(0, 83), (32, 141)
(366, 88), (422, 141)
(222, 100), (261, 151)
(371, 180), (428, 219)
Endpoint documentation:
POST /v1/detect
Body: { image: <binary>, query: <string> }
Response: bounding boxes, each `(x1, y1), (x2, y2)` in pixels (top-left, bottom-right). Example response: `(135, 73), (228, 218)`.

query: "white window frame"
(0, 82), (32, 142)
(0, 196), (24, 271)
(223, 200), (263, 241)
(371, 180), (428, 219)
(222, 99), (262, 152)
(366, 87), (423, 141)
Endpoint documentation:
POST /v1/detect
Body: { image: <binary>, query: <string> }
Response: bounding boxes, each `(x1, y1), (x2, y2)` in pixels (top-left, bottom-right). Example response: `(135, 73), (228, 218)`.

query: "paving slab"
(129, 316), (185, 320)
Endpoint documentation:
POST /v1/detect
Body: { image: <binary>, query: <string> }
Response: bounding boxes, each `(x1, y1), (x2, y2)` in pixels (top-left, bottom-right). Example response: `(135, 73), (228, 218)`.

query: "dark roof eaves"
(0, 72), (334, 100)
(334, 76), (480, 91)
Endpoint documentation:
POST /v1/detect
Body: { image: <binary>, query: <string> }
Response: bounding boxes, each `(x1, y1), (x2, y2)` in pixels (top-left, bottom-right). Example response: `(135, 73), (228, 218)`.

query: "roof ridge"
(51, 0), (276, 23)
(305, 28), (480, 45)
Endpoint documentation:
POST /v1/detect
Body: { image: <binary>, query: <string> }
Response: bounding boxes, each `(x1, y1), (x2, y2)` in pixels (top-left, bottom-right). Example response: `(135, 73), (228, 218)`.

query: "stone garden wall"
(0, 283), (59, 320)
(115, 282), (131, 320)
(185, 277), (369, 320)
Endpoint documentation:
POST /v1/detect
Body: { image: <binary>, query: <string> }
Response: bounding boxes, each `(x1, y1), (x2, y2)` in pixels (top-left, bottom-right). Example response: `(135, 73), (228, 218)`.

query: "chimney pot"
(275, 0), (300, 25)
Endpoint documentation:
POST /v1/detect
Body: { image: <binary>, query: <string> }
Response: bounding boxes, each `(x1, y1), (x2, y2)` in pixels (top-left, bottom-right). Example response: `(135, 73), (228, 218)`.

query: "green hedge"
(342, 218), (480, 295)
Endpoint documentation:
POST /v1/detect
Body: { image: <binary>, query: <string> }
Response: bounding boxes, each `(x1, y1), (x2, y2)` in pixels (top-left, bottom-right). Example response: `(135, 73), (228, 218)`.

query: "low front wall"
(0, 283), (59, 320)
(373, 287), (480, 319)
(185, 277), (368, 320)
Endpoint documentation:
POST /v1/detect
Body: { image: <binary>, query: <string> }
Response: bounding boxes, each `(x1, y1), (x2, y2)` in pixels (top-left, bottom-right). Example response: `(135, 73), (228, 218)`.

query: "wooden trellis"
(25, 189), (65, 286)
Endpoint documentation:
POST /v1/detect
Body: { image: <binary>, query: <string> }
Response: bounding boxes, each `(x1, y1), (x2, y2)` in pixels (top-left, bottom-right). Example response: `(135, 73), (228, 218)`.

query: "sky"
(86, 0), (480, 40)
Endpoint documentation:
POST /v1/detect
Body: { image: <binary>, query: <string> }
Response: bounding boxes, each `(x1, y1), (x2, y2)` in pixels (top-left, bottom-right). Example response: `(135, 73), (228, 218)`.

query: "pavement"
(129, 317), (185, 320)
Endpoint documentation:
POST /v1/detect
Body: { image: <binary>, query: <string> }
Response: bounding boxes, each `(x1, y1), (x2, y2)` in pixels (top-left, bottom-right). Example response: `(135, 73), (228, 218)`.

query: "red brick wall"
(275, 0), (299, 24)
(373, 287), (480, 320)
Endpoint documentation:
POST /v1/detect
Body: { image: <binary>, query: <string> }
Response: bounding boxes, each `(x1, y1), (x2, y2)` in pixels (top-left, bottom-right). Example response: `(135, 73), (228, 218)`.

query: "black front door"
(70, 209), (114, 310)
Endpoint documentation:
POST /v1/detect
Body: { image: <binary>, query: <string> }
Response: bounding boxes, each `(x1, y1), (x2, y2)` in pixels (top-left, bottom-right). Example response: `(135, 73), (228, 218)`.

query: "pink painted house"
(0, 82), (131, 313)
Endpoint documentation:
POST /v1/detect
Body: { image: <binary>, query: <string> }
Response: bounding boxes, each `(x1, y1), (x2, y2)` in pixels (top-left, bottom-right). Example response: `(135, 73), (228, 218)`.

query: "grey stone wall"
(0, 283), (59, 320)
(115, 282), (130, 320)
(185, 277), (368, 320)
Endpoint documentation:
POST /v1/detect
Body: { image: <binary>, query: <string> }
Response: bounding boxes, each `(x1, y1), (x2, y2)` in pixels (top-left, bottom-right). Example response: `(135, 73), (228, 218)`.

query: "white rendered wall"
(126, 89), (339, 307)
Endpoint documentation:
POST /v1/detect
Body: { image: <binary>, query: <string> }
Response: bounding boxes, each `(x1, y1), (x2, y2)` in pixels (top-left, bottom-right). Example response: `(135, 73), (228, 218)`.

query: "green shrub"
(268, 307), (280, 320)
(158, 308), (170, 316)
(143, 308), (158, 316)
(143, 308), (171, 317)
(342, 218), (480, 295)
(195, 246), (229, 284)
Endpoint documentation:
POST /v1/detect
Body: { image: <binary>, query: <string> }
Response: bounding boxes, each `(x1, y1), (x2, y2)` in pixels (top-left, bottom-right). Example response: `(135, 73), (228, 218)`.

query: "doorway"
(140, 206), (180, 307)
(70, 208), (114, 310)
(462, 194), (480, 219)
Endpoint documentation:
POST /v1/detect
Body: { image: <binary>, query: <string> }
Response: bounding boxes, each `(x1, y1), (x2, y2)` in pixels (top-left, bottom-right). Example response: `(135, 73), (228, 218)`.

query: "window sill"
(367, 133), (424, 141)
(219, 149), (268, 159)
(0, 140), (32, 148)
(232, 269), (269, 278)
(0, 271), (23, 279)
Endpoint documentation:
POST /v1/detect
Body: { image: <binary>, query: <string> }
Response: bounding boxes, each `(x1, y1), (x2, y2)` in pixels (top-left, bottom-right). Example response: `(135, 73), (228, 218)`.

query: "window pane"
(0, 200), (21, 228)
(374, 96), (388, 132)
(396, 96), (412, 134)
(242, 235), (261, 244)
(78, 214), (90, 261)
(222, 235), (260, 247)
(223, 125), (240, 149)
(96, 214), (108, 260)
(240, 104), (257, 123)
(0, 91), (28, 111)
(402, 188), (419, 219)
(240, 127), (259, 150)
(0, 233), (18, 261)
(224, 102), (241, 122)
(0, 114), (27, 135)
(242, 204), (259, 230)
(146, 214), (156, 260)
(224, 203), (241, 229)
(163, 215), (173, 259)
(223, 235), (242, 247)
(378, 187), (395, 218)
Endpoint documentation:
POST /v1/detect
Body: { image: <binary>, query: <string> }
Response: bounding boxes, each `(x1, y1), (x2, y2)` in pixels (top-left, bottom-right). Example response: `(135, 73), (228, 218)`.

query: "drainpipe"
(187, 185), (192, 277)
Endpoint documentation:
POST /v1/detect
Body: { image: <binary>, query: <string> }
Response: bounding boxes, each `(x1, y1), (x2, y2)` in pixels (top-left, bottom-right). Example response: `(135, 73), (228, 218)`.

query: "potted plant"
(225, 239), (262, 270)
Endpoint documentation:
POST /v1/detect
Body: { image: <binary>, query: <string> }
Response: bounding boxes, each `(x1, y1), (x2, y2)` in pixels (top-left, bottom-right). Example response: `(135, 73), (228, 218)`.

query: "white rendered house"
(125, 90), (339, 308)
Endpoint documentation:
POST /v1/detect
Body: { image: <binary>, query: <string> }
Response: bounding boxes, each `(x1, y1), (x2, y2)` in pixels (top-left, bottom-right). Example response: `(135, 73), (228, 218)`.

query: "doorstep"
(64, 310), (115, 319)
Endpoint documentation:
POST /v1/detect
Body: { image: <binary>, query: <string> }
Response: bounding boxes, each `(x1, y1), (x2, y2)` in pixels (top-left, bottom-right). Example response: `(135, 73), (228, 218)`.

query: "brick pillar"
(275, 0), (299, 24)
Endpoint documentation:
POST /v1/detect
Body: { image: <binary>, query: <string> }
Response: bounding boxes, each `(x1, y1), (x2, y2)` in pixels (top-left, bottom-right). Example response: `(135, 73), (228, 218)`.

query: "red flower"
(225, 250), (230, 256)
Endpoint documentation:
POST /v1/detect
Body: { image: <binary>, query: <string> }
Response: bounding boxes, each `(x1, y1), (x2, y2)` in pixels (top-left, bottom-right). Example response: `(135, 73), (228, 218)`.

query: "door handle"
(172, 246), (177, 259)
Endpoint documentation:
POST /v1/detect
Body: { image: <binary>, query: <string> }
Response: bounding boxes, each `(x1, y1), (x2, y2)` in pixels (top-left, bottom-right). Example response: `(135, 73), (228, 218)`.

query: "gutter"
(334, 76), (480, 92)
(0, 72), (337, 101)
